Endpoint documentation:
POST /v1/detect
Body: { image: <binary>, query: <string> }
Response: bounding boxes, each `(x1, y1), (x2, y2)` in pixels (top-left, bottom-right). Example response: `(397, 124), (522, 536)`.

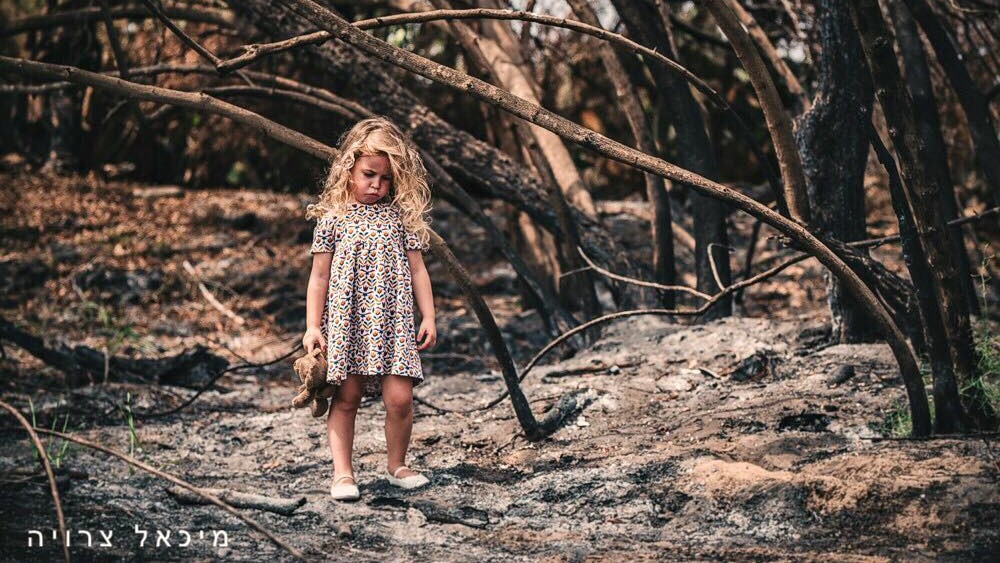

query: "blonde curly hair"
(305, 116), (432, 249)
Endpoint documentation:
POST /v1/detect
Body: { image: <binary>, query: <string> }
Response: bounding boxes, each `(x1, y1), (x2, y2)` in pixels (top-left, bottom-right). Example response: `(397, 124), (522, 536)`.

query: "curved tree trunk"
(703, 0), (812, 225)
(720, 0), (809, 113)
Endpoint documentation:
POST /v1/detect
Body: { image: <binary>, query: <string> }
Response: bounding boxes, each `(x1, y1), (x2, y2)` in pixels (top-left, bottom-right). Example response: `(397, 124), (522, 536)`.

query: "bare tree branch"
(0, 56), (332, 160)
(218, 5), (778, 196)
(137, 0), (256, 87)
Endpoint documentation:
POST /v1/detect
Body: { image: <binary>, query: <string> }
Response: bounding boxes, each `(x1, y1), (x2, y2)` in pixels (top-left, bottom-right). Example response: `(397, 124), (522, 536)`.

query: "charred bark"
(794, 0), (878, 343)
(868, 124), (967, 432)
(33, 7), (100, 173)
(889, 0), (980, 317)
(850, 0), (989, 432)
(902, 0), (1000, 208)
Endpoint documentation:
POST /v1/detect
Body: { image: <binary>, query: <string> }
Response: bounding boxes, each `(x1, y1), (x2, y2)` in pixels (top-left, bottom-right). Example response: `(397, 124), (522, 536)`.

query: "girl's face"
(349, 154), (393, 204)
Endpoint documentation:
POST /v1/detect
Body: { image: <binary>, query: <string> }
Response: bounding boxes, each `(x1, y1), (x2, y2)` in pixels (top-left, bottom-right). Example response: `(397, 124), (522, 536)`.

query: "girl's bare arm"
(306, 253), (333, 330)
(408, 249), (437, 350)
(407, 250), (435, 321)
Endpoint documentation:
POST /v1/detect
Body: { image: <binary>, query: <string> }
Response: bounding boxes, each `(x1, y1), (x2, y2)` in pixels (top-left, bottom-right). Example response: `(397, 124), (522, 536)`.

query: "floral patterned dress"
(309, 200), (429, 398)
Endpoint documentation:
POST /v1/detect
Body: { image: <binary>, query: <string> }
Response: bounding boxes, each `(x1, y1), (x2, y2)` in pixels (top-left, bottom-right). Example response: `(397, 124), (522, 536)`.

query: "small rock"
(406, 507), (427, 527)
(727, 350), (779, 382)
(656, 375), (694, 393)
(827, 365), (856, 387)
(335, 523), (352, 538)
(596, 395), (619, 413)
(575, 415), (590, 427)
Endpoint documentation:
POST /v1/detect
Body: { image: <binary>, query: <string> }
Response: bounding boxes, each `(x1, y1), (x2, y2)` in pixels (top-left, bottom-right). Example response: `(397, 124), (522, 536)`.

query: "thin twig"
(140, 0), (221, 65)
(575, 243), (711, 300)
(0, 401), (70, 563)
(138, 0), (256, 86)
(707, 242), (733, 292)
(182, 260), (246, 326)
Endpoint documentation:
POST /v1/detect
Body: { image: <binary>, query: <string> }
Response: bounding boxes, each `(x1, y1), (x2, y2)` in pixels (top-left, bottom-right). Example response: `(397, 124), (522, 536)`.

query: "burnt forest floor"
(1, 168), (998, 561)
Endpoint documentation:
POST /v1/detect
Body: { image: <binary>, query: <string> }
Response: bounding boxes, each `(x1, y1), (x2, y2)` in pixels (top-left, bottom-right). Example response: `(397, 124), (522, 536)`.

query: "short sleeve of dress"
(404, 226), (429, 252)
(309, 215), (336, 254)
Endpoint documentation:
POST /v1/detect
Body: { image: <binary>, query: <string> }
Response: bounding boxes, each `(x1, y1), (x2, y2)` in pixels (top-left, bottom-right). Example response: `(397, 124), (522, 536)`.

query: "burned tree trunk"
(850, 0), (989, 432)
(794, 0), (878, 343)
(612, 0), (732, 319)
(32, 7), (100, 173)
(888, 0), (980, 317)
(902, 0), (1000, 208)
(868, 125), (968, 433)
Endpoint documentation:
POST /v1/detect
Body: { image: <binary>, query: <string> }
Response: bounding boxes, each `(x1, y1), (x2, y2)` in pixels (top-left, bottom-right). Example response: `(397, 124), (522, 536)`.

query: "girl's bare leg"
(381, 375), (418, 477)
(327, 374), (364, 480)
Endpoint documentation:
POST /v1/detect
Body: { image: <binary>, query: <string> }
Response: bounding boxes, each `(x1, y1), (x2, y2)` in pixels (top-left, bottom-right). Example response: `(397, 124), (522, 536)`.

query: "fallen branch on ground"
(0, 316), (228, 388)
(166, 486), (306, 516)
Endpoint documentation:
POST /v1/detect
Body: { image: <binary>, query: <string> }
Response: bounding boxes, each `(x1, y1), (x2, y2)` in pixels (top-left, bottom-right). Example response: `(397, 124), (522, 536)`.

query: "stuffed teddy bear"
(292, 347), (336, 418)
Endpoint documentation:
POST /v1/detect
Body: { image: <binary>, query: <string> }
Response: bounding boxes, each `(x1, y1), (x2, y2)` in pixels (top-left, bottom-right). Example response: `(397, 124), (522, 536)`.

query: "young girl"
(301, 117), (437, 501)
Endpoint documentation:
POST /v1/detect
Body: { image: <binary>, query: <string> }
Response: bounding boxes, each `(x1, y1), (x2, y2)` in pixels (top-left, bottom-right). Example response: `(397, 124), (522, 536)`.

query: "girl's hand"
(303, 327), (325, 354)
(416, 317), (437, 351)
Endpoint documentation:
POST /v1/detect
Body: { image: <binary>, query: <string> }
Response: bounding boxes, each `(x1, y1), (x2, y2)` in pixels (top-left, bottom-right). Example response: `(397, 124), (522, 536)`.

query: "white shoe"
(387, 465), (429, 490)
(330, 474), (360, 501)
